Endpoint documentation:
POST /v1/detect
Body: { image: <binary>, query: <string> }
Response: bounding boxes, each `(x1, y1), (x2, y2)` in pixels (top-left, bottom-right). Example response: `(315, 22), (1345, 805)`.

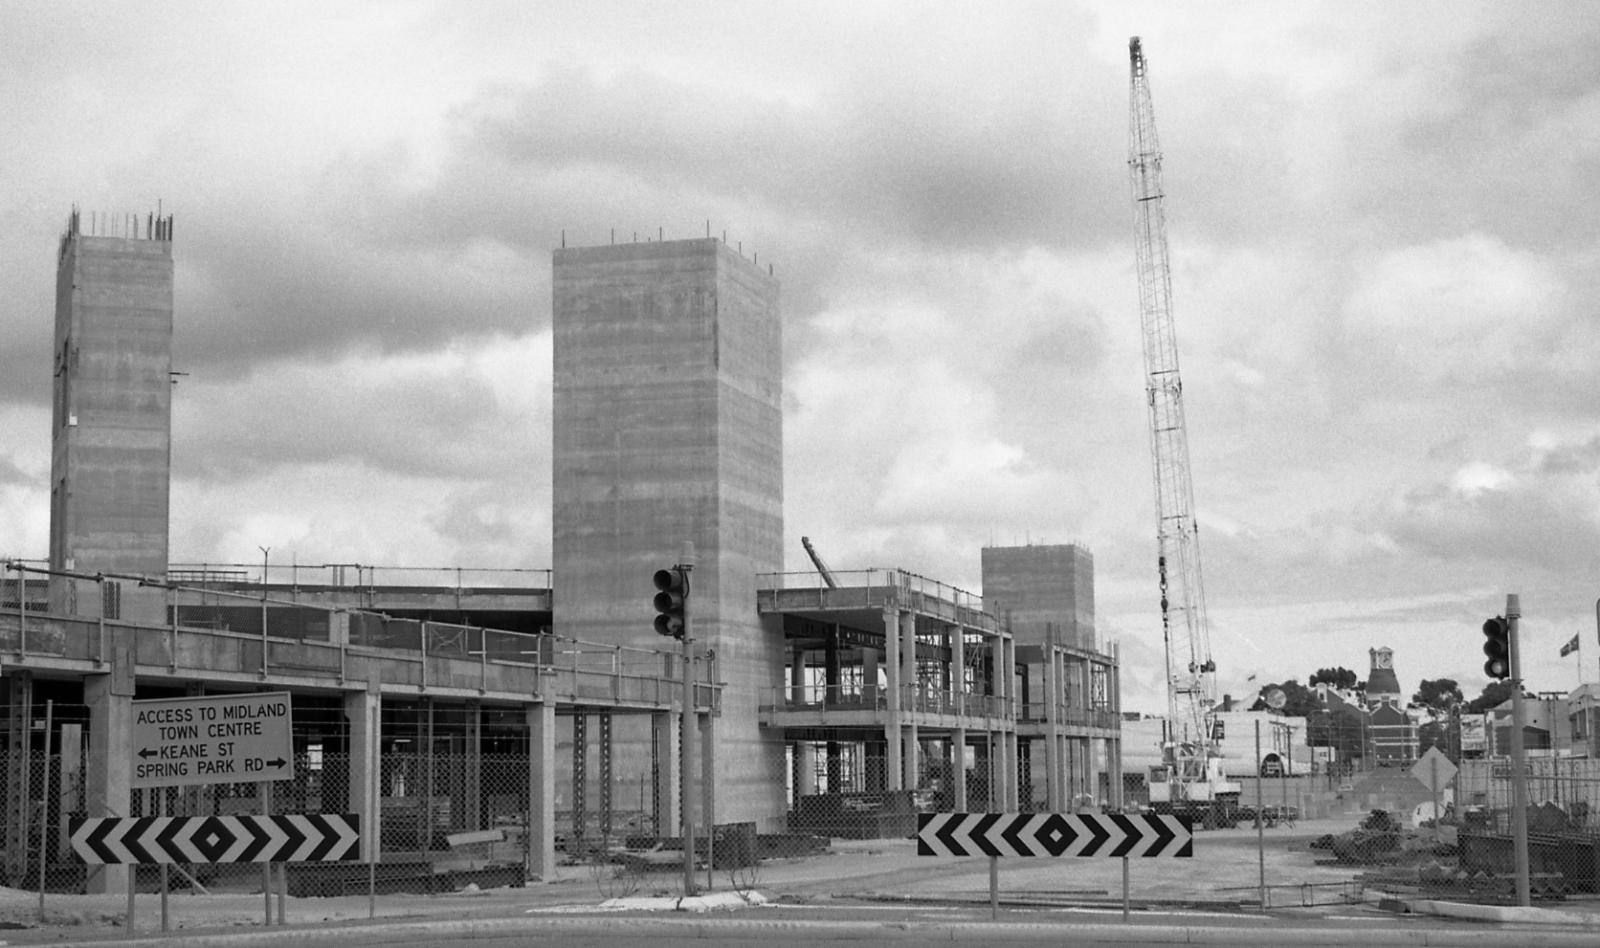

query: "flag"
(1559, 633), (1580, 657)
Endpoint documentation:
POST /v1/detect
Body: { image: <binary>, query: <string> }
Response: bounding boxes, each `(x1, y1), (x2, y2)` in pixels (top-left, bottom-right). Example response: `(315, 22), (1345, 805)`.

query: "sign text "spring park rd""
(131, 692), (294, 788)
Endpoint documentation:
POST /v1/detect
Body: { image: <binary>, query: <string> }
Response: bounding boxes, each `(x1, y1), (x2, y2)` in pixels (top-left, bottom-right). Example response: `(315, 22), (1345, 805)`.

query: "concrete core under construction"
(552, 238), (787, 828)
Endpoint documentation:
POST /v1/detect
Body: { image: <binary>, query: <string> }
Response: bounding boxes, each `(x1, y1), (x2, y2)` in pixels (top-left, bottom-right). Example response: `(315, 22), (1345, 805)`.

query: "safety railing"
(757, 568), (995, 628)
(167, 561), (554, 591)
(762, 684), (1011, 721)
(0, 562), (690, 710)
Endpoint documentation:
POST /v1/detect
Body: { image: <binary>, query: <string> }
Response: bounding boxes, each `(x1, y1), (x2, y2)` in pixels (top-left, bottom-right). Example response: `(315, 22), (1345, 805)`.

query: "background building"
(47, 209), (174, 624)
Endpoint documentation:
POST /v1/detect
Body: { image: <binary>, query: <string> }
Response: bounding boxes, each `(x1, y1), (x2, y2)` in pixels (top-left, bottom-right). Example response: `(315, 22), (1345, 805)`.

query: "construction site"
(1, 32), (1597, 940)
(1, 208), (1122, 898)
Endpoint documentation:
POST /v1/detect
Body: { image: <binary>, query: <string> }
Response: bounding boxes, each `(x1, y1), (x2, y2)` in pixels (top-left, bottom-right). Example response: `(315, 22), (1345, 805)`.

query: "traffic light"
(653, 567), (689, 639)
(1482, 616), (1510, 680)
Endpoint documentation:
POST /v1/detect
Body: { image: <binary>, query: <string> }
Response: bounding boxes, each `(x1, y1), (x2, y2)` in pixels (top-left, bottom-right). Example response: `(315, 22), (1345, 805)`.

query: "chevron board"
(916, 812), (1192, 858)
(69, 814), (361, 864)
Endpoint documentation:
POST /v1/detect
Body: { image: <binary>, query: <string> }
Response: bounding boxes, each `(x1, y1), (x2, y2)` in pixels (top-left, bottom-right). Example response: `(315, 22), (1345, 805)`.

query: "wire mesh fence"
(773, 737), (1005, 841)
(1303, 758), (1600, 904)
(0, 696), (547, 902)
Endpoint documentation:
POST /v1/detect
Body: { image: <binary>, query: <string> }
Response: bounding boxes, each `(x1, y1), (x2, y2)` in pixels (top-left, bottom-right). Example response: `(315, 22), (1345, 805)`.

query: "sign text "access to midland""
(131, 692), (293, 788)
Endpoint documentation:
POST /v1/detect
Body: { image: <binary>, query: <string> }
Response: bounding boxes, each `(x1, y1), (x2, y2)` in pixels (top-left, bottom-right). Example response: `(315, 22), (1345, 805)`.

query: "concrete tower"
(980, 543), (1095, 649)
(551, 237), (784, 826)
(48, 208), (174, 623)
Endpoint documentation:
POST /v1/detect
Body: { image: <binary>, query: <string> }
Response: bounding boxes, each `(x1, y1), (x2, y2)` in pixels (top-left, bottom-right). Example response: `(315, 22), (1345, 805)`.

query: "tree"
(1309, 667), (1359, 691)
(1411, 678), (1463, 717)
(1247, 679), (1320, 718)
(1465, 680), (1524, 714)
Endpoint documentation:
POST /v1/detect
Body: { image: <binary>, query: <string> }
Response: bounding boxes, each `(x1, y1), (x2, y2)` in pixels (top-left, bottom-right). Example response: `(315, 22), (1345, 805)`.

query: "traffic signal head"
(652, 567), (688, 639)
(1482, 616), (1510, 680)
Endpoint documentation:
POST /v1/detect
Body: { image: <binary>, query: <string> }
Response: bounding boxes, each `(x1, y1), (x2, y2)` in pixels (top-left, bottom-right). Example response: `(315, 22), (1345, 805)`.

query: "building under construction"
(0, 216), (1120, 893)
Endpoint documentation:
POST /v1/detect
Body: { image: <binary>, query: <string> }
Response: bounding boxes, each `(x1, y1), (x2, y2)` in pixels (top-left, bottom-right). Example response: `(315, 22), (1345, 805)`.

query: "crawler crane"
(1127, 36), (1239, 824)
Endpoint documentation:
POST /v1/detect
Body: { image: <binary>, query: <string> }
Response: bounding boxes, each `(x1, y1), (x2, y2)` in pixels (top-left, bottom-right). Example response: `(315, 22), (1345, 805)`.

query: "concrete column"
(1003, 637), (1017, 719)
(84, 664), (133, 893)
(527, 700), (556, 881)
(953, 729), (968, 810)
(1004, 730), (1020, 811)
(883, 605), (902, 791)
(951, 624), (965, 716)
(905, 723), (920, 793)
(329, 609), (351, 647)
(344, 677), (381, 863)
(899, 610), (918, 789)
(795, 742), (816, 797)
(3, 672), (33, 884)
(1043, 648), (1062, 811)
(58, 723), (83, 859)
(465, 701), (482, 830)
(900, 610), (917, 707)
(789, 650), (805, 705)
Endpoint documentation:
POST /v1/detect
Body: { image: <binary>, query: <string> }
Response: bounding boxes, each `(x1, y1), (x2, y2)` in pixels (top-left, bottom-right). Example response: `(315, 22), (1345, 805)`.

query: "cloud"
(1377, 432), (1600, 576)
(173, 332), (551, 482)
(7, 2), (1600, 718)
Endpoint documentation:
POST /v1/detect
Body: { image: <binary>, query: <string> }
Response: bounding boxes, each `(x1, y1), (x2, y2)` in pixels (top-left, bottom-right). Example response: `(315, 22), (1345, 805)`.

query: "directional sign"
(1411, 746), (1457, 789)
(69, 814), (360, 864)
(131, 692), (294, 788)
(916, 812), (1193, 859)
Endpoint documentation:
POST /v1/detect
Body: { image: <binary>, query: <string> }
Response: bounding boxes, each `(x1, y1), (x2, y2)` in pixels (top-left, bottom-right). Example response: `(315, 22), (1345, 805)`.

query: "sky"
(3, 1), (1598, 715)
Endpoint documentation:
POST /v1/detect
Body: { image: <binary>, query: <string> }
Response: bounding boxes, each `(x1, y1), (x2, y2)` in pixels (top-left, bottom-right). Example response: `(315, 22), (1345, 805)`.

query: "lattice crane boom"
(1128, 36), (1219, 789)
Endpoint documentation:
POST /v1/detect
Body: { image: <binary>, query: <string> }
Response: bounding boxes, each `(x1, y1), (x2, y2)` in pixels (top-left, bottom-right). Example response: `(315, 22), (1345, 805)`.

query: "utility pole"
(1507, 593), (1531, 907)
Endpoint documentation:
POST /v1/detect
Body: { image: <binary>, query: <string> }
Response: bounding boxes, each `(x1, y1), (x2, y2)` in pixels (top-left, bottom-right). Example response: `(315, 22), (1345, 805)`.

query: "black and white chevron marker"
(916, 812), (1192, 858)
(69, 814), (361, 865)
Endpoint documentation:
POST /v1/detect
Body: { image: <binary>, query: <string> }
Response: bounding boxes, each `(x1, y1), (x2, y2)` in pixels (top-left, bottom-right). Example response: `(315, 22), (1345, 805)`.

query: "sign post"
(1410, 746), (1456, 841)
(916, 811), (1193, 919)
(126, 692), (298, 927)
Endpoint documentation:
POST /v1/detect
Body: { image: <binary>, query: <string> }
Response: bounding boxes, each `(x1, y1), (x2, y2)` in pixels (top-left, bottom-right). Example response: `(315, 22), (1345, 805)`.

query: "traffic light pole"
(1506, 593), (1531, 907)
(650, 550), (698, 895)
(678, 552), (698, 898)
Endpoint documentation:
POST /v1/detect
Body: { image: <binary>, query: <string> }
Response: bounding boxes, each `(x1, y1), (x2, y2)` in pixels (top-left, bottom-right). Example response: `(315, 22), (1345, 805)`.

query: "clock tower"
(1366, 646), (1402, 707)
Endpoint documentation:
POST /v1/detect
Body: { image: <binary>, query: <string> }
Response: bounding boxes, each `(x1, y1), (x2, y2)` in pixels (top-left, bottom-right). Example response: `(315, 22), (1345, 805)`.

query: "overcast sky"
(3, 1), (1598, 714)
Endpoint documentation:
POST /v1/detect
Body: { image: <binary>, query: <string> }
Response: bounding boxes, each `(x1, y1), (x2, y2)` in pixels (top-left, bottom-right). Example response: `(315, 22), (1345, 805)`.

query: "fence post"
(37, 700), (52, 924)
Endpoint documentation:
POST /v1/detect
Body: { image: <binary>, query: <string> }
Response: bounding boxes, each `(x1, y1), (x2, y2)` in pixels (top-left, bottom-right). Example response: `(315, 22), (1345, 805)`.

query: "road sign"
(69, 814), (359, 864)
(1411, 746), (1457, 789)
(916, 812), (1192, 859)
(131, 692), (294, 788)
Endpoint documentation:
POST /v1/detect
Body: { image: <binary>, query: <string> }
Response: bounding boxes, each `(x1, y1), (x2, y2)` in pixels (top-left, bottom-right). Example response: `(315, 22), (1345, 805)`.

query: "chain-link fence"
(773, 736), (1004, 841)
(0, 695), (548, 903)
(1, 736), (90, 892)
(1304, 758), (1600, 904)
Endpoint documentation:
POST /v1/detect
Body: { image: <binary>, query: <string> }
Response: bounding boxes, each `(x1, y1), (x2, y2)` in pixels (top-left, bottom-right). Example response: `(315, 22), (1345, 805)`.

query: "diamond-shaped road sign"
(69, 814), (360, 865)
(917, 812), (1192, 859)
(1411, 746), (1458, 789)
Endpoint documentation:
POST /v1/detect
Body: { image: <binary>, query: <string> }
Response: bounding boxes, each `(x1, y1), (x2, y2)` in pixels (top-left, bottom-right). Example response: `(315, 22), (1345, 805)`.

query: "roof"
(1366, 666), (1402, 697)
